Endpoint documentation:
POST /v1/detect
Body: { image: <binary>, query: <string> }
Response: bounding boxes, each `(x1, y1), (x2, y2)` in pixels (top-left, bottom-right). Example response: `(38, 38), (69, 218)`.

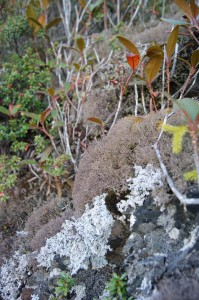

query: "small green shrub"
(0, 50), (51, 142)
(0, 15), (32, 55)
(54, 272), (75, 299)
(105, 273), (134, 300)
(0, 155), (21, 201)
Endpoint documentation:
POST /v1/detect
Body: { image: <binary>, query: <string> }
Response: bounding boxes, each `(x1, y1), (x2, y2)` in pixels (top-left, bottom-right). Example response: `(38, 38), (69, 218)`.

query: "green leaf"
(51, 109), (58, 118)
(191, 49), (199, 67)
(0, 106), (10, 116)
(64, 82), (71, 93)
(89, 0), (103, 11)
(130, 74), (147, 85)
(146, 45), (163, 57)
(76, 37), (85, 53)
(87, 59), (95, 65)
(53, 121), (65, 127)
(173, 98), (199, 121)
(21, 111), (41, 122)
(161, 17), (189, 25)
(166, 25), (179, 60)
(117, 36), (140, 56)
(45, 18), (62, 30)
(18, 159), (37, 165)
(38, 145), (53, 162)
(174, 0), (192, 19)
(145, 54), (162, 84)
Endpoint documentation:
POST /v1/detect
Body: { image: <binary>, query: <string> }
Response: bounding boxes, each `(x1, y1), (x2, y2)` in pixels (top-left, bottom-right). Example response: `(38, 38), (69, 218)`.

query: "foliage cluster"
(0, 15), (32, 55)
(0, 50), (51, 142)
(104, 272), (133, 300)
(51, 271), (75, 299)
(0, 155), (21, 201)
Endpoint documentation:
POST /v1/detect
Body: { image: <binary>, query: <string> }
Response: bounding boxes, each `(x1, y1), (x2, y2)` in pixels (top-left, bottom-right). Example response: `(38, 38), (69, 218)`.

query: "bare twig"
(134, 83), (138, 116)
(126, 0), (142, 31)
(109, 70), (134, 131)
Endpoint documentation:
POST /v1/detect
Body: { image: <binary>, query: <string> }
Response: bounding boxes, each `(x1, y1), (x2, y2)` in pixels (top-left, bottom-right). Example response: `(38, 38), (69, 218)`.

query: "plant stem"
(180, 67), (196, 99)
(166, 62), (171, 108)
(109, 70), (134, 131)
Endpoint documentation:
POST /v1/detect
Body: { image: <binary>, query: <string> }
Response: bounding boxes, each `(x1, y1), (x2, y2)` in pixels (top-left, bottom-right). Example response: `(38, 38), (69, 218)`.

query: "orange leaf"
(126, 53), (140, 70)
(38, 14), (46, 27)
(87, 117), (104, 127)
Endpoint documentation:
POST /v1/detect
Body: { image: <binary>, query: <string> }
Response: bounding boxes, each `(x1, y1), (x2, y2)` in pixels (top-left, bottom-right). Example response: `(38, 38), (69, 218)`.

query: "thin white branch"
(28, 165), (41, 180)
(109, 92), (123, 132)
(75, 0), (92, 34)
(134, 83), (138, 116)
(64, 115), (75, 165)
(122, 0), (135, 21)
(170, 43), (179, 77)
(107, 12), (116, 28)
(126, 0), (142, 31)
(184, 69), (199, 97)
(180, 226), (199, 252)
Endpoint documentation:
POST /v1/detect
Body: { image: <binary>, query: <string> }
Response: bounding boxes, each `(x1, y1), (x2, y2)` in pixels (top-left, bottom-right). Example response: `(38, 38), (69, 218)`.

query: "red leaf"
(126, 53), (140, 70)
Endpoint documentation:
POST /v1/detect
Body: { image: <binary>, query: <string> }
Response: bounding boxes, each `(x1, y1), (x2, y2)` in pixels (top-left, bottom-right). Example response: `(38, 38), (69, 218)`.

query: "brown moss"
(73, 111), (195, 217)
(25, 198), (62, 235)
(24, 197), (74, 251)
(83, 87), (117, 126)
(27, 211), (73, 251)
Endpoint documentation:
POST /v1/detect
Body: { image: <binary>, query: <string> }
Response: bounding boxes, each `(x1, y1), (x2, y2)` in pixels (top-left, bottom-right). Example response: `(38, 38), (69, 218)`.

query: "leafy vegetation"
(49, 272), (75, 299)
(104, 273), (133, 300)
(0, 155), (21, 201)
